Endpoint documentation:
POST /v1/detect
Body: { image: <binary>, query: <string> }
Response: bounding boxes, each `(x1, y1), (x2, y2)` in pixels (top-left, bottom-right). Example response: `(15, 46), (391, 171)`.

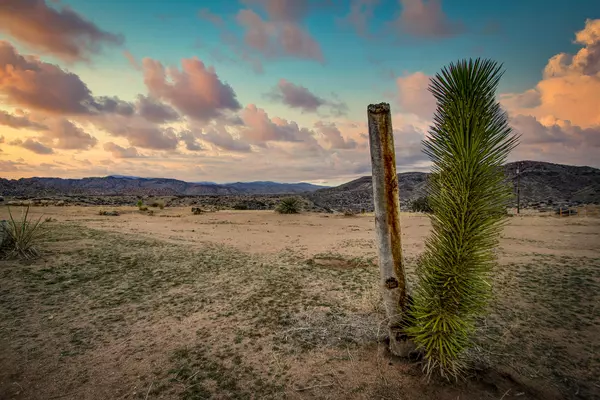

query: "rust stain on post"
(367, 103), (408, 316)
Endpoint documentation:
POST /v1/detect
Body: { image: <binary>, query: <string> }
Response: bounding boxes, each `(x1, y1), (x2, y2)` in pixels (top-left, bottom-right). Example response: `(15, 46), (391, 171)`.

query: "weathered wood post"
(367, 102), (414, 356)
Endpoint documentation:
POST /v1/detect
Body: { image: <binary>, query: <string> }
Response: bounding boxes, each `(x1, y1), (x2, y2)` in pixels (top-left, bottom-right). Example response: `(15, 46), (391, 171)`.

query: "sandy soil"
(1, 205), (599, 400)
(12, 206), (600, 260)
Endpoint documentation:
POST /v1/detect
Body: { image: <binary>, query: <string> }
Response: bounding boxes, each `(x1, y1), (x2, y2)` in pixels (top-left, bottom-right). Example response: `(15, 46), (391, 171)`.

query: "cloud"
(95, 115), (181, 150)
(337, 0), (380, 37)
(389, 0), (465, 39)
(508, 115), (600, 166)
(266, 79), (324, 112)
(10, 138), (54, 154)
(0, 41), (133, 116)
(197, 123), (252, 153)
(314, 121), (357, 149)
(198, 8), (225, 27)
(135, 95), (180, 123)
(396, 72), (436, 119)
(123, 50), (141, 70)
(103, 142), (142, 158)
(240, 104), (321, 146)
(241, 0), (312, 22)
(0, 0), (123, 62)
(178, 131), (205, 151)
(232, 0), (324, 64)
(0, 110), (48, 130)
(501, 19), (600, 129)
(142, 57), (241, 122)
(40, 119), (98, 150)
(265, 79), (349, 116)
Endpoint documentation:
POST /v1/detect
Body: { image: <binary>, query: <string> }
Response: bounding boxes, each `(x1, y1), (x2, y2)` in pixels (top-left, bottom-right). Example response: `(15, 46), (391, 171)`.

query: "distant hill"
(0, 176), (327, 197)
(307, 161), (600, 212)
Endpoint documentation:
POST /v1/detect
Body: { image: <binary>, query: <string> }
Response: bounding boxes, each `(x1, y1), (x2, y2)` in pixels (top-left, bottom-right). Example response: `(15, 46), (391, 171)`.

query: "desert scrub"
(410, 197), (433, 213)
(150, 200), (165, 209)
(405, 58), (519, 379)
(275, 197), (302, 214)
(0, 205), (46, 259)
(136, 200), (148, 212)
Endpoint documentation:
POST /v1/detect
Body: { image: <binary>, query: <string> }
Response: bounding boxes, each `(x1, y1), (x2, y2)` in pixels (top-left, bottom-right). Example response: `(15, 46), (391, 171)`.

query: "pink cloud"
(0, 0), (123, 62)
(267, 79), (325, 112)
(123, 50), (141, 70)
(241, 0), (312, 22)
(198, 8), (225, 27)
(135, 95), (180, 124)
(337, 0), (380, 37)
(40, 119), (97, 150)
(240, 104), (320, 146)
(314, 121), (358, 149)
(142, 57), (241, 122)
(266, 79), (348, 116)
(396, 72), (436, 119)
(390, 0), (465, 38)
(235, 8), (323, 62)
(94, 114), (181, 150)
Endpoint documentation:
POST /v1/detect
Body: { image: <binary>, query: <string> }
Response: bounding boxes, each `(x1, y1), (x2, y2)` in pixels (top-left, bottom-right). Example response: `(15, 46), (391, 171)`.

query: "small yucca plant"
(275, 197), (302, 214)
(1, 205), (46, 259)
(405, 58), (519, 379)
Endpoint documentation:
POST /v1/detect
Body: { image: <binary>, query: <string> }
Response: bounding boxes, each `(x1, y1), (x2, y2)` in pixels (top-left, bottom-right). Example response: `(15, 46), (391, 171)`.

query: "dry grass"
(0, 207), (598, 399)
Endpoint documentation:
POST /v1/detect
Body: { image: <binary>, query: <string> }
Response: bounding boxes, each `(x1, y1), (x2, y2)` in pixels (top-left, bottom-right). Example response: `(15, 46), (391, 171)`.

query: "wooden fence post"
(367, 102), (414, 356)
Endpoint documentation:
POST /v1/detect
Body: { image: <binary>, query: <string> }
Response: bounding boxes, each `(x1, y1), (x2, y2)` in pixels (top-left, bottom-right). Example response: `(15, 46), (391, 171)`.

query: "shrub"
(150, 200), (165, 209)
(275, 197), (302, 214)
(0, 206), (46, 259)
(136, 199), (144, 209)
(99, 210), (120, 216)
(410, 197), (433, 213)
(192, 207), (203, 215)
(232, 202), (248, 210)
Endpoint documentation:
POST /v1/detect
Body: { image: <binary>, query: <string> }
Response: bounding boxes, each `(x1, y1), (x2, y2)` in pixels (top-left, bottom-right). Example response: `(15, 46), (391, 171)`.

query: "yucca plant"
(275, 197), (302, 214)
(405, 58), (519, 379)
(1, 205), (46, 259)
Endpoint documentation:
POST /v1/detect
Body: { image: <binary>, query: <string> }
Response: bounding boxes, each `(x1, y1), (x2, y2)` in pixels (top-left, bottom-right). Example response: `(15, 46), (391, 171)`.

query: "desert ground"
(1, 205), (599, 400)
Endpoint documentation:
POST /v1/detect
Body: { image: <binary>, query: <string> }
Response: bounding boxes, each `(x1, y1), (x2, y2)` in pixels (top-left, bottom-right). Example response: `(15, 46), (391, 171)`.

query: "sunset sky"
(0, 0), (599, 185)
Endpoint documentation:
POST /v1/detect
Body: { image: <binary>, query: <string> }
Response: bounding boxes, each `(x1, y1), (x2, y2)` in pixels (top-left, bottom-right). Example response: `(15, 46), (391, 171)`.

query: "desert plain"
(1, 205), (599, 400)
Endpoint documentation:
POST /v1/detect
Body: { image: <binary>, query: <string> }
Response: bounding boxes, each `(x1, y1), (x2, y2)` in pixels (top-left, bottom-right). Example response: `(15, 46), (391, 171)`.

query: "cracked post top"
(367, 102), (390, 114)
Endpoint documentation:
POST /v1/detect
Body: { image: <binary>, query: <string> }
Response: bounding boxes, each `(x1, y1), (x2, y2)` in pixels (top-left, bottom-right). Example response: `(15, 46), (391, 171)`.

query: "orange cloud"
(501, 19), (600, 129)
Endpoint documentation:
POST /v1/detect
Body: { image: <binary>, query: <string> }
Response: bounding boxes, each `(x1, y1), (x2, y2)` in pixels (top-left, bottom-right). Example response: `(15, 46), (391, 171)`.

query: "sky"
(0, 0), (599, 185)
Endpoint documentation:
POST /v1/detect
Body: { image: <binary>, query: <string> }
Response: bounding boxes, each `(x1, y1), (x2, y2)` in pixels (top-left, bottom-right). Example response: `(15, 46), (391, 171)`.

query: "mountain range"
(307, 161), (600, 212)
(0, 177), (327, 196)
(1, 161), (598, 211)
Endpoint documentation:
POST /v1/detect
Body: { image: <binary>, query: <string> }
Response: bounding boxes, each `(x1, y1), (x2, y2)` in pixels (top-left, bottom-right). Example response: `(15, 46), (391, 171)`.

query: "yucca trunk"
(406, 59), (519, 378)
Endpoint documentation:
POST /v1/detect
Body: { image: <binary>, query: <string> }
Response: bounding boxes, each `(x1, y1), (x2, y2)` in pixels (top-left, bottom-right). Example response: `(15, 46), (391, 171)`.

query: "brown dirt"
(1, 205), (599, 400)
